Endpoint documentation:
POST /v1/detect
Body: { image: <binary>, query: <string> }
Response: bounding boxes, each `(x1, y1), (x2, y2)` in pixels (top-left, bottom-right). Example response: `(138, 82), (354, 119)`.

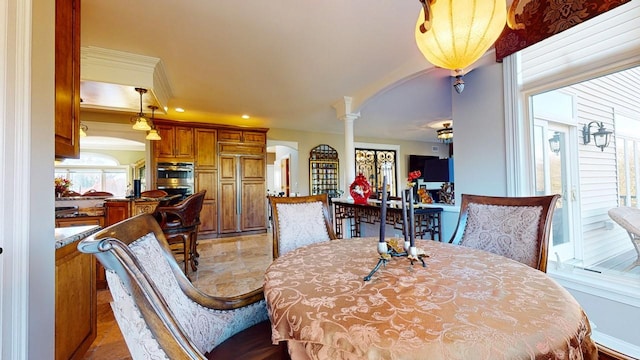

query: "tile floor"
(81, 232), (274, 359)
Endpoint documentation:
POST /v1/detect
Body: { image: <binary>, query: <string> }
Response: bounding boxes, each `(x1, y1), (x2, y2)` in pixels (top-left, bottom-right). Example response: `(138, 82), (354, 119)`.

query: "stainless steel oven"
(156, 162), (194, 199)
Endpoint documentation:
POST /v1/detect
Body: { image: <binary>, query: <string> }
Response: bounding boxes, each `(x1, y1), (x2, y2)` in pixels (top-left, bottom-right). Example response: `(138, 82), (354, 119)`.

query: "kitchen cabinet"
(154, 125), (194, 161)
(218, 154), (266, 233)
(195, 128), (217, 168)
(152, 121), (268, 236)
(55, 230), (97, 360)
(218, 129), (266, 144)
(196, 169), (218, 235)
(195, 129), (218, 236)
(55, 216), (103, 228)
(54, 0), (81, 159)
(105, 199), (160, 226)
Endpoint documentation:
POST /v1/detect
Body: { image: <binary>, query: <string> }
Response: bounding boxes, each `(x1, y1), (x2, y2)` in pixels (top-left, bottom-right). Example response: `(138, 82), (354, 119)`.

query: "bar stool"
(153, 191), (206, 276)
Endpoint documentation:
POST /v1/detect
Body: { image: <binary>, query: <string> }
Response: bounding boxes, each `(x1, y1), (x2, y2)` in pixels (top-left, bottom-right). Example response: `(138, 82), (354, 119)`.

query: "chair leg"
(189, 232), (198, 272)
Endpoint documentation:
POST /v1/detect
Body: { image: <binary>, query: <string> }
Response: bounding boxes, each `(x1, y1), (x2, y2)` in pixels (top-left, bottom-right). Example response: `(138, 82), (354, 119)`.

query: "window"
(355, 148), (397, 197)
(55, 152), (129, 196)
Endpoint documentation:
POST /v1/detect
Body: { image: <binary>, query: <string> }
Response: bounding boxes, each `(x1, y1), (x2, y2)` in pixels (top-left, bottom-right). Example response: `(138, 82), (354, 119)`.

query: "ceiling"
(80, 1), (478, 142)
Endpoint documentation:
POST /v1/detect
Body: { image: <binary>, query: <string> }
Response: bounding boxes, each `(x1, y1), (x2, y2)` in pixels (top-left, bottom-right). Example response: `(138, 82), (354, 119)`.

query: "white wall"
(451, 62), (508, 201)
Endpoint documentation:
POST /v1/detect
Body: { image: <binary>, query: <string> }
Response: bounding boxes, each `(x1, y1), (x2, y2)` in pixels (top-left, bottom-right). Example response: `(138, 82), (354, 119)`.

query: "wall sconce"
(548, 132), (560, 155)
(79, 123), (88, 137)
(582, 121), (612, 152)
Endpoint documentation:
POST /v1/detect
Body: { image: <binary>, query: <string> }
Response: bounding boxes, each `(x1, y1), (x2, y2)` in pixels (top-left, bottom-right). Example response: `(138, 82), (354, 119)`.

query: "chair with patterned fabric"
(608, 206), (640, 271)
(449, 194), (561, 272)
(77, 213), (289, 360)
(269, 194), (337, 259)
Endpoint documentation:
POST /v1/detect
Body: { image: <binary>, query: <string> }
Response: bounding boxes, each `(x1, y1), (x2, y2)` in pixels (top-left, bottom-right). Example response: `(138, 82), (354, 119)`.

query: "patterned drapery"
(495, 0), (631, 61)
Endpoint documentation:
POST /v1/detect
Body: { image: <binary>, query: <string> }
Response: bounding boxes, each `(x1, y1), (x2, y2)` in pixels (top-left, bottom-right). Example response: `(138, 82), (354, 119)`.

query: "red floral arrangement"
(407, 170), (421, 183)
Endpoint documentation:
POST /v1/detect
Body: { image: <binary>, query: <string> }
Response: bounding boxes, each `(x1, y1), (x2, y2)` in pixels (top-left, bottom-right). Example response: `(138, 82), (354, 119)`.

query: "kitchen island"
(332, 198), (443, 241)
(55, 225), (101, 360)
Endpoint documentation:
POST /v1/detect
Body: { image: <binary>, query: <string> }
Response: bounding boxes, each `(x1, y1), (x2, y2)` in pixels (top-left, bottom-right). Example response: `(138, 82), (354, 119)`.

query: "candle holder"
(363, 238), (428, 281)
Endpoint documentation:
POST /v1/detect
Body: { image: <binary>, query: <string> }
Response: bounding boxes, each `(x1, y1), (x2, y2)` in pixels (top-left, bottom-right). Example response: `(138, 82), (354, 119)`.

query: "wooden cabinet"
(55, 216), (103, 228)
(105, 201), (129, 226)
(218, 129), (266, 144)
(195, 128), (217, 168)
(152, 121), (268, 236)
(154, 125), (194, 161)
(218, 155), (266, 233)
(105, 200), (159, 226)
(196, 169), (218, 235)
(54, 0), (81, 159)
(55, 240), (96, 360)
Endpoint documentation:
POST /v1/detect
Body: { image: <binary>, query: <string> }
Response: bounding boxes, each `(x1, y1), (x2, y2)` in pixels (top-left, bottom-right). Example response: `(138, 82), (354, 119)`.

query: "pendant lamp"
(131, 88), (152, 131)
(146, 105), (162, 141)
(415, 0), (507, 93)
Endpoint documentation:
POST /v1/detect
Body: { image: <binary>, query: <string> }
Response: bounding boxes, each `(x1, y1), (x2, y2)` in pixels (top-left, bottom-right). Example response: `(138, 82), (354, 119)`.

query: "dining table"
(263, 237), (598, 360)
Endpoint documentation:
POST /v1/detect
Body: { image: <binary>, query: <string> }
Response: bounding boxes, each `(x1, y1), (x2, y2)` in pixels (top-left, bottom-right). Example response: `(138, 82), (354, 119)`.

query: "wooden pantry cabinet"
(218, 153), (266, 233)
(194, 129), (218, 236)
(153, 122), (267, 237)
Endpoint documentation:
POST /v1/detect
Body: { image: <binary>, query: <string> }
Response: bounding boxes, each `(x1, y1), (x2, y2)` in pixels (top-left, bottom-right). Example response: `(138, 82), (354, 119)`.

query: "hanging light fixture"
(437, 123), (453, 143)
(582, 121), (612, 152)
(79, 123), (88, 137)
(131, 88), (152, 131)
(146, 105), (162, 141)
(415, 0), (508, 94)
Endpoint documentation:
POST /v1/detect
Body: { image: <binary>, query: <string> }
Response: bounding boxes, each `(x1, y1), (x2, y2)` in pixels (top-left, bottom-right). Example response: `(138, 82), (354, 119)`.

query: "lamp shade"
(415, 0), (507, 71)
(146, 129), (161, 141)
(132, 117), (151, 131)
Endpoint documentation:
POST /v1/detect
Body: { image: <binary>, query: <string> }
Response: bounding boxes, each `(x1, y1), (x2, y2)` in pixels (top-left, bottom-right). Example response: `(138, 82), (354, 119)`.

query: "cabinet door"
(241, 181), (266, 231)
(54, 0), (81, 159)
(195, 129), (217, 168)
(241, 156), (265, 180)
(240, 156), (266, 231)
(174, 126), (194, 158)
(56, 242), (96, 360)
(218, 181), (238, 233)
(218, 156), (238, 233)
(200, 200), (217, 234)
(154, 125), (175, 158)
(105, 202), (130, 226)
(196, 169), (218, 234)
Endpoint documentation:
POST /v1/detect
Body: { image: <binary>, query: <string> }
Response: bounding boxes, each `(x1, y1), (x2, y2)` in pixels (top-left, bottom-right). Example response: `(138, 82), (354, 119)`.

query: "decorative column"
(333, 96), (360, 198)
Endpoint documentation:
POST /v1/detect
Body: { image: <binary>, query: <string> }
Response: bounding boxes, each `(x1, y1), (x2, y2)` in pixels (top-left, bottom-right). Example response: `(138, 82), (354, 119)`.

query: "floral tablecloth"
(264, 238), (598, 360)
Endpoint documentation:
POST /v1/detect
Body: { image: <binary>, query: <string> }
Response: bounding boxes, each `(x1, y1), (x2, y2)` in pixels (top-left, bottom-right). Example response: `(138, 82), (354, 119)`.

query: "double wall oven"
(156, 162), (194, 199)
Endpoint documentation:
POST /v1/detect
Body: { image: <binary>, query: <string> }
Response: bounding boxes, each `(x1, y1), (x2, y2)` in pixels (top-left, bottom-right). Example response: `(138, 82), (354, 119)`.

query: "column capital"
(332, 96), (361, 121)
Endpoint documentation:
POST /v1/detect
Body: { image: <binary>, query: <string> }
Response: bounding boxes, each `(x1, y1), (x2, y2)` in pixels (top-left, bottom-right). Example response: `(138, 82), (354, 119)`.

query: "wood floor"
(81, 232), (274, 359)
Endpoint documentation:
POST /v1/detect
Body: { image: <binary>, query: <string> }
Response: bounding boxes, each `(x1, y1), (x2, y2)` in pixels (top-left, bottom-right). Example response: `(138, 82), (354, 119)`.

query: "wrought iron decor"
(309, 144), (340, 198)
(355, 148), (397, 198)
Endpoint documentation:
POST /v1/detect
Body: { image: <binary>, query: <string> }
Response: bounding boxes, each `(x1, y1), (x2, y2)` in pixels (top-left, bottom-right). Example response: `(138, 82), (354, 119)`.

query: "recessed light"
(175, 107), (185, 113)
(242, 114), (250, 119)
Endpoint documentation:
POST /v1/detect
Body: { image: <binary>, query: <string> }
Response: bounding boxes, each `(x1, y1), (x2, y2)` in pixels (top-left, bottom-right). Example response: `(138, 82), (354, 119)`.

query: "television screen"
(408, 155), (437, 179)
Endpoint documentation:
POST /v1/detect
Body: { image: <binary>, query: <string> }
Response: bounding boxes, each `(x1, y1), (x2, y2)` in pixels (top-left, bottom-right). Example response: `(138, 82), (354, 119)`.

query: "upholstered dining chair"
(449, 194), (561, 272)
(153, 191), (206, 276)
(608, 206), (640, 271)
(269, 194), (337, 259)
(77, 213), (289, 359)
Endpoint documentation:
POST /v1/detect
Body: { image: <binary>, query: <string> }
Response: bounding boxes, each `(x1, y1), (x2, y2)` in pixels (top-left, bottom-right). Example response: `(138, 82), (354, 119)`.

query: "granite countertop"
(55, 225), (101, 249)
